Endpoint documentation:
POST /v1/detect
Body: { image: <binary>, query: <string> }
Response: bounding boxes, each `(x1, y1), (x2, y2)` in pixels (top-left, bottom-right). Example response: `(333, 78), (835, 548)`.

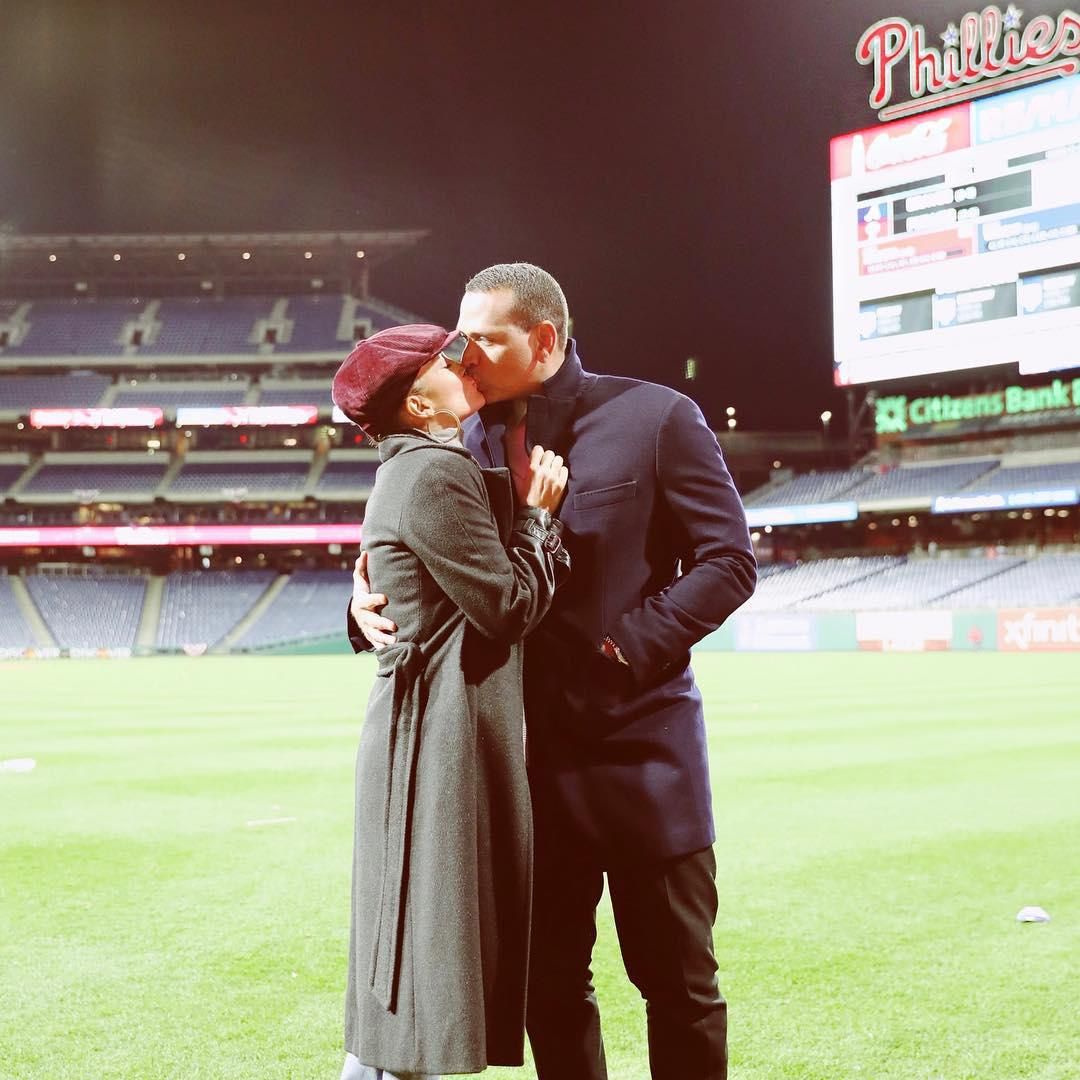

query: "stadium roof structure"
(0, 230), (428, 298)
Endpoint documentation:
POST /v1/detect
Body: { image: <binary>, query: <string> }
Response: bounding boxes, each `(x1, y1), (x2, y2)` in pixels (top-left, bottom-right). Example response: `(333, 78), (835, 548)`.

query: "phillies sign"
(858, 5), (1080, 121)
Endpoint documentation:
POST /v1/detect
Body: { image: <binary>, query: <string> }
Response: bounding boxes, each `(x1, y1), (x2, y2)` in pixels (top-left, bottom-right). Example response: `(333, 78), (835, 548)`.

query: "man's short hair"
(464, 262), (569, 349)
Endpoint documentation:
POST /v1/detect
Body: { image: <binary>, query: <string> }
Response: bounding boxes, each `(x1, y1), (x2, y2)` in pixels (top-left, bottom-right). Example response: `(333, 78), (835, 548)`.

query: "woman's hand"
(351, 551), (397, 649)
(525, 445), (568, 514)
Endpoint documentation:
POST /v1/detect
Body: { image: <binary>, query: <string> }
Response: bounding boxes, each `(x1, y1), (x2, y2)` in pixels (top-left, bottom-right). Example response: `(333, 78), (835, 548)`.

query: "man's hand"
(350, 551), (397, 650)
(526, 445), (568, 515)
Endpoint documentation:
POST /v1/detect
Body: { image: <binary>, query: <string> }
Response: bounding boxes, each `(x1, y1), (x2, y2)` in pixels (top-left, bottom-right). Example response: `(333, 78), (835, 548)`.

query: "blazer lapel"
(480, 467), (515, 544)
(525, 393), (579, 458)
(465, 409), (507, 468)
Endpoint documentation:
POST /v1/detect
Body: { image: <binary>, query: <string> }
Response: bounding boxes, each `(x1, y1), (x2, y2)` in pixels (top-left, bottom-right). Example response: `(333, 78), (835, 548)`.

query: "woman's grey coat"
(344, 432), (569, 1076)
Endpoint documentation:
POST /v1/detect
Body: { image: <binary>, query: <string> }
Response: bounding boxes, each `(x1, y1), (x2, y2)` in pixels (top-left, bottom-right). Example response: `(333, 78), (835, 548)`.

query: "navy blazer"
(464, 341), (756, 860)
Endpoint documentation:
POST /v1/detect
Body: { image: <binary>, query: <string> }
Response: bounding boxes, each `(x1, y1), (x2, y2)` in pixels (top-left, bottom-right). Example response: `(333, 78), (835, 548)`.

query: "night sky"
(0, 1), (1067, 430)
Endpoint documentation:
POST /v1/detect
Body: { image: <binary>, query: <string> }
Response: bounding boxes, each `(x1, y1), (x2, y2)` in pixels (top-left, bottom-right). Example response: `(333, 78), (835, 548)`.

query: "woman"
(331, 324), (570, 1080)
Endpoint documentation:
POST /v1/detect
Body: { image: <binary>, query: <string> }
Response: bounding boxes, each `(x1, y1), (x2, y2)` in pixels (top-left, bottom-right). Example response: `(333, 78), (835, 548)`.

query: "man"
(350, 263), (756, 1080)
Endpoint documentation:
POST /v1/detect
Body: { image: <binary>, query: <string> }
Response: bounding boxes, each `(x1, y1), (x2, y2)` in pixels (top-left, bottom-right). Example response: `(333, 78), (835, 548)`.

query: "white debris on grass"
(245, 816), (297, 828)
(0, 758), (36, 774)
(1016, 905), (1051, 923)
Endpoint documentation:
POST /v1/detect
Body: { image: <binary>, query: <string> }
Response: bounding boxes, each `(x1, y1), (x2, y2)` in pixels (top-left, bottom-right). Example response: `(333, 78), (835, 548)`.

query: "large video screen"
(831, 75), (1080, 386)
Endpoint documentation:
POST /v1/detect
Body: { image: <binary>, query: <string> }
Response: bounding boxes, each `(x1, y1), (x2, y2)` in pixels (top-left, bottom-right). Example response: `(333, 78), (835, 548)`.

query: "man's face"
(456, 287), (541, 404)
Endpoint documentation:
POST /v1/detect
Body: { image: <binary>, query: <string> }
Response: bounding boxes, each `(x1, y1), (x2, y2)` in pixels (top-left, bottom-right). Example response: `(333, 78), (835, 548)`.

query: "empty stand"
(930, 554), (1080, 608)
(20, 459), (168, 502)
(140, 297), (273, 355)
(112, 380), (250, 408)
(167, 454), (311, 500)
(156, 570), (275, 649)
(963, 461), (1080, 493)
(0, 373), (112, 412)
(26, 573), (147, 649)
(854, 461), (999, 503)
(798, 557), (1022, 611)
(0, 463), (27, 496)
(0, 576), (36, 648)
(275, 295), (348, 352)
(317, 456), (378, 498)
(256, 381), (333, 408)
(742, 557), (901, 611)
(236, 569), (351, 648)
(0, 299), (143, 356)
(744, 470), (868, 508)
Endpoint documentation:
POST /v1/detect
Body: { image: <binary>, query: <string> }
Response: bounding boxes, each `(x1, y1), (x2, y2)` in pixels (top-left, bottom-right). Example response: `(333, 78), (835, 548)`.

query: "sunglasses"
(439, 332), (469, 365)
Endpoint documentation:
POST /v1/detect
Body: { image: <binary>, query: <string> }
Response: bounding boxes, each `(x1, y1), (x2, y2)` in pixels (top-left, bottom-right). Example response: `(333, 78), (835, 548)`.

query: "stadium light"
(820, 409), (832, 441)
(177, 252), (186, 261)
(242, 251), (251, 260)
(727, 418), (737, 429)
(48, 254), (57, 262)
(726, 406), (736, 417)
(355, 250), (365, 258)
(772, 459), (782, 469)
(304, 251), (313, 259)
(113, 253), (121, 261)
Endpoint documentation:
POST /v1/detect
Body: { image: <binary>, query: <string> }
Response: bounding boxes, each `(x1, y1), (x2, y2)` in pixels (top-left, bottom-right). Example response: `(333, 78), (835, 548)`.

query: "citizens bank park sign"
(858, 5), (1080, 120)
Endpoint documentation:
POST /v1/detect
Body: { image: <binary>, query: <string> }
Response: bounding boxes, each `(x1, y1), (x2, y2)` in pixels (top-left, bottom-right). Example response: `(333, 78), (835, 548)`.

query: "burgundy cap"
(331, 324), (460, 434)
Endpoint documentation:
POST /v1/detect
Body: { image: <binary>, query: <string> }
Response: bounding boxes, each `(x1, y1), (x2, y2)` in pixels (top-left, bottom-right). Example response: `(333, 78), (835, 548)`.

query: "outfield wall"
(695, 607), (1080, 653)
(4, 608), (1079, 658)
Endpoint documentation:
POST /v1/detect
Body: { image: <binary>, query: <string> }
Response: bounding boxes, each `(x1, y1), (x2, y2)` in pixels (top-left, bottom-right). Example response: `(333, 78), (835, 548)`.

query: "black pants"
(526, 831), (727, 1080)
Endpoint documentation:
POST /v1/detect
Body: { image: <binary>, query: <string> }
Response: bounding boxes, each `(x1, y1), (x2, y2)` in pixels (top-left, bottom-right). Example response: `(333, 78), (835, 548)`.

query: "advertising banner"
(0, 523), (363, 548)
(29, 408), (163, 429)
(175, 406), (319, 427)
(733, 613), (816, 652)
(855, 609), (954, 651)
(998, 607), (1080, 649)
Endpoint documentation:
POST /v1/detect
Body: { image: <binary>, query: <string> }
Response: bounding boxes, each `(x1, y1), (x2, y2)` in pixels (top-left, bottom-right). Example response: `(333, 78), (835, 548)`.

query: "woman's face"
(409, 351), (485, 422)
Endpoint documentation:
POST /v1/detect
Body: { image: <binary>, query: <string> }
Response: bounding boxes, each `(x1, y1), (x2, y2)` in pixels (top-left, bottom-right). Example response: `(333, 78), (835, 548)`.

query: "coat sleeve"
(607, 393), (756, 680)
(346, 600), (373, 654)
(402, 454), (569, 642)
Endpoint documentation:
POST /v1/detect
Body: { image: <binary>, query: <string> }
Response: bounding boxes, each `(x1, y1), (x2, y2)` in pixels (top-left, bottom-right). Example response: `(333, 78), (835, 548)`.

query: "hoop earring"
(426, 408), (463, 444)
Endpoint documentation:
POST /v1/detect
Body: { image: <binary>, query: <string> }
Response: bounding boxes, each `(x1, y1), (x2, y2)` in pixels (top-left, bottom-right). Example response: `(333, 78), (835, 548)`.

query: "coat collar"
(465, 339), (587, 467)
(377, 430), (515, 541)
(377, 431), (474, 464)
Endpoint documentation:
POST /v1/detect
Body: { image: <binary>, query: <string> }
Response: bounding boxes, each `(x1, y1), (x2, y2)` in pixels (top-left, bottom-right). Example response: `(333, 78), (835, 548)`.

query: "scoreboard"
(831, 74), (1080, 386)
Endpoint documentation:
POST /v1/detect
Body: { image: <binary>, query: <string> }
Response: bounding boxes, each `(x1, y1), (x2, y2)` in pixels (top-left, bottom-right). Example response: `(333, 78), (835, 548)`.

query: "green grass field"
(1, 653), (1077, 1080)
